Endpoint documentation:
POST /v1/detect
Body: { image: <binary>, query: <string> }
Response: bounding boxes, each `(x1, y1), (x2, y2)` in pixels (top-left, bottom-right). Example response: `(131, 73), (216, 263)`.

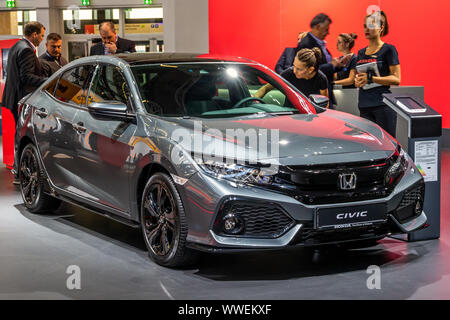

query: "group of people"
(272, 11), (400, 137)
(1, 11), (400, 140)
(0, 20), (136, 123)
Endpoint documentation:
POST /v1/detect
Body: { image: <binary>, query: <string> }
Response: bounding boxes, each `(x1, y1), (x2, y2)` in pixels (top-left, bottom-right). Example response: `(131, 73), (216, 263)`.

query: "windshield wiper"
(269, 111), (294, 115)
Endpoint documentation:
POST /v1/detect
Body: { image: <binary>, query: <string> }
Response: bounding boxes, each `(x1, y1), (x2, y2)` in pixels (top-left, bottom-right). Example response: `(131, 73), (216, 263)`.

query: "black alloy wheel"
(141, 172), (195, 267)
(19, 144), (61, 213)
(20, 145), (41, 207)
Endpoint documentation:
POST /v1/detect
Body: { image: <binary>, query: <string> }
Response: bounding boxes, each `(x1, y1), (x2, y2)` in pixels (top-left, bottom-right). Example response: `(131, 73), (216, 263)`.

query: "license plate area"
(315, 203), (387, 230)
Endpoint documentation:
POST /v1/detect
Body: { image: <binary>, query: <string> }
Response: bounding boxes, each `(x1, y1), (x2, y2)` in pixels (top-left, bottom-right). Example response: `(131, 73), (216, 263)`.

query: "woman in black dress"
(334, 33), (358, 88)
(354, 11), (401, 137)
(256, 48), (329, 107)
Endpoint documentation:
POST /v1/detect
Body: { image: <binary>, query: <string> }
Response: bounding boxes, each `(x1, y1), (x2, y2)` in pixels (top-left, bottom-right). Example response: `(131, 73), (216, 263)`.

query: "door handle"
(34, 107), (48, 118)
(72, 122), (86, 133)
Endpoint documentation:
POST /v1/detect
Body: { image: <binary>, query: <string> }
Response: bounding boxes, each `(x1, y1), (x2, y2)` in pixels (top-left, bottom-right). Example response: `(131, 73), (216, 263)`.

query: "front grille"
(271, 157), (401, 205)
(214, 201), (294, 238)
(394, 183), (425, 223)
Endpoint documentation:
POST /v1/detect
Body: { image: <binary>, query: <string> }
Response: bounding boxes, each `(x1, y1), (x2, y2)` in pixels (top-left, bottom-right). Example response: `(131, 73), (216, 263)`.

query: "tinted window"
(54, 65), (96, 106)
(43, 77), (58, 96)
(131, 63), (309, 118)
(88, 65), (131, 107)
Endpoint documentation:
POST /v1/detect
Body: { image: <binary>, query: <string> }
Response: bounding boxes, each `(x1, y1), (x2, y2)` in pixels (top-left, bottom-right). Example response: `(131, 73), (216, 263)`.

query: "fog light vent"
(415, 198), (423, 216)
(222, 213), (244, 235)
(394, 183), (425, 223)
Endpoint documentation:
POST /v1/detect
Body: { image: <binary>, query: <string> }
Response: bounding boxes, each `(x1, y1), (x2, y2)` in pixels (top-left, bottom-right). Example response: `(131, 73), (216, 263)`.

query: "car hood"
(156, 110), (397, 166)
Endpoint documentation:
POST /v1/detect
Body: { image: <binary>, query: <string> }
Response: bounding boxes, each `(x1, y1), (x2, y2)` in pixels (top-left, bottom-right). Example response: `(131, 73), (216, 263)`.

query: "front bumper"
(181, 161), (427, 251)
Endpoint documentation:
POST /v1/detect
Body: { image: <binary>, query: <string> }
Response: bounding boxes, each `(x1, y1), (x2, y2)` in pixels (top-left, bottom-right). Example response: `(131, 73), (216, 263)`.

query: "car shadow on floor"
(15, 202), (147, 253)
(15, 202), (437, 283)
(191, 240), (429, 281)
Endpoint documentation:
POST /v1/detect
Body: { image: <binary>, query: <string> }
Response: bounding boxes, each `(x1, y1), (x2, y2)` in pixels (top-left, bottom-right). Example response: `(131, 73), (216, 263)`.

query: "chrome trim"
(209, 224), (302, 248)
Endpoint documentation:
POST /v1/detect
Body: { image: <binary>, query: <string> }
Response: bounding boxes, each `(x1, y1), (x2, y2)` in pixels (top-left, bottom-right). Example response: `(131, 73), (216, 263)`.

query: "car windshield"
(131, 62), (313, 118)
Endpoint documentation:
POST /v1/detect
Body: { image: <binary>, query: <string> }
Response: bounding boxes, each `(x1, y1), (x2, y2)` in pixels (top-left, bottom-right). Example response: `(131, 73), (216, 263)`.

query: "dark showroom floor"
(0, 143), (449, 300)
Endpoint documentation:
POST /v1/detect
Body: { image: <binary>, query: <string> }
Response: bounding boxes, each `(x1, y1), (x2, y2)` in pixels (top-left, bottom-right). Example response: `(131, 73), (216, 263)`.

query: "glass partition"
(63, 9), (120, 35)
(124, 8), (163, 35)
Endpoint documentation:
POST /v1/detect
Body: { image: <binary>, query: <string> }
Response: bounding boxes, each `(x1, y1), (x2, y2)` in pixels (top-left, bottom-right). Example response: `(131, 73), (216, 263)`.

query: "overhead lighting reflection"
(226, 68), (238, 78)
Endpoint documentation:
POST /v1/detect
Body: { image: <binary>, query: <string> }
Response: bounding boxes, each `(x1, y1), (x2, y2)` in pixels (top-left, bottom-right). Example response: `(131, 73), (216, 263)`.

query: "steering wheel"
(234, 97), (265, 108)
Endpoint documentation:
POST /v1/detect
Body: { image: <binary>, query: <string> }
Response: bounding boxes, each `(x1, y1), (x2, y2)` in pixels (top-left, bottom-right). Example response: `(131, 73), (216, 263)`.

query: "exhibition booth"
(0, 0), (448, 301)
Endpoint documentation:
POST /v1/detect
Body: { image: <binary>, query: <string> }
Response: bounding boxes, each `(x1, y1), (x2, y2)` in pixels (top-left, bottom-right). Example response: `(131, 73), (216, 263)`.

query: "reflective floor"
(0, 148), (449, 299)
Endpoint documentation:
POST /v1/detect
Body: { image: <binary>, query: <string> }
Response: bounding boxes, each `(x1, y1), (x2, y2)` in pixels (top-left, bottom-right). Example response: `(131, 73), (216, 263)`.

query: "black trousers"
(359, 105), (397, 137)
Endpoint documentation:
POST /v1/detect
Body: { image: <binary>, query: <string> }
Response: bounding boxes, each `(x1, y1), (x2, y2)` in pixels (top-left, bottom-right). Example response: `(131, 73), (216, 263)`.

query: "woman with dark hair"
(333, 33), (358, 87)
(256, 47), (329, 106)
(354, 10), (401, 137)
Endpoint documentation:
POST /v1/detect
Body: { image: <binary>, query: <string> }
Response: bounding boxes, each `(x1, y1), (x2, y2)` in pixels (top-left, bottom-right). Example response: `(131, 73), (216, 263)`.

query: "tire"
(140, 172), (196, 267)
(19, 143), (61, 213)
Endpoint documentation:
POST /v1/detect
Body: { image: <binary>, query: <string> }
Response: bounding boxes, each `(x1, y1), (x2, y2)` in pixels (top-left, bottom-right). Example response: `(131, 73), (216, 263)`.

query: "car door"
(33, 65), (94, 191)
(70, 63), (137, 216)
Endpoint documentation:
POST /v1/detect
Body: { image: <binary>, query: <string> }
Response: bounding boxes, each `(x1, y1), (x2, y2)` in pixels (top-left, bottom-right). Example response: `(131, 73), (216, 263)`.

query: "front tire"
(140, 172), (195, 267)
(19, 143), (61, 213)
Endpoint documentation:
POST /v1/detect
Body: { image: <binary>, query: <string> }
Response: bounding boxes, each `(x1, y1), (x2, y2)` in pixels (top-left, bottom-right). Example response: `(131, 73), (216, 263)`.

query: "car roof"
(114, 52), (257, 66)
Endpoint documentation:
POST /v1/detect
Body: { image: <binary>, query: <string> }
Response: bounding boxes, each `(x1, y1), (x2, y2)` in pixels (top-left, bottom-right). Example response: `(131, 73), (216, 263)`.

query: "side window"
(43, 77), (58, 97)
(88, 65), (131, 108)
(131, 68), (161, 115)
(54, 65), (96, 106)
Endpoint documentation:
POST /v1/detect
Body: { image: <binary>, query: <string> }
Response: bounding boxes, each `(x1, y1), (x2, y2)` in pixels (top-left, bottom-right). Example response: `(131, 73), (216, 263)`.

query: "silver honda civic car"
(14, 53), (427, 267)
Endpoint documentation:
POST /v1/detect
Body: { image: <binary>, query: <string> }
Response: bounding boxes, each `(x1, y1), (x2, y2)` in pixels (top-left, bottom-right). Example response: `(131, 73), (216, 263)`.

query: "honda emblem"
(339, 173), (357, 190)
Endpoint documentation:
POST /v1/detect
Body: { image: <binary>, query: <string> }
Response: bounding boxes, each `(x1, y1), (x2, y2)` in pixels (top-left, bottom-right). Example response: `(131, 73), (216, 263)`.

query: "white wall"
(162, 0), (208, 53)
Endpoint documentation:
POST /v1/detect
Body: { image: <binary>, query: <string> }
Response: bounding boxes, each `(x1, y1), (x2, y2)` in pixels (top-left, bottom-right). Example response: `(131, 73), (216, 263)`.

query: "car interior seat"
(184, 74), (222, 116)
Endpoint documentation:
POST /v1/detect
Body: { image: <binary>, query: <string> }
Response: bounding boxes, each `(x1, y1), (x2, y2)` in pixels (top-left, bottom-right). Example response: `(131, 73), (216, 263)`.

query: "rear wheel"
(140, 172), (196, 267)
(19, 143), (61, 213)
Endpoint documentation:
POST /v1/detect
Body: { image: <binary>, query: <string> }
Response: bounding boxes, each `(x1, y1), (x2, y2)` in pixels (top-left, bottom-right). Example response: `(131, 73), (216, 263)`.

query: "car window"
(131, 63), (310, 118)
(43, 77), (58, 96)
(87, 64), (131, 109)
(54, 65), (96, 106)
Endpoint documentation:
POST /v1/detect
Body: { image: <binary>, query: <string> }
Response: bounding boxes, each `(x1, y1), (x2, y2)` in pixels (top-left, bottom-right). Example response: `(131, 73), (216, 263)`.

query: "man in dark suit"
(275, 32), (307, 74)
(90, 21), (136, 56)
(39, 33), (68, 77)
(296, 13), (350, 108)
(1, 21), (47, 122)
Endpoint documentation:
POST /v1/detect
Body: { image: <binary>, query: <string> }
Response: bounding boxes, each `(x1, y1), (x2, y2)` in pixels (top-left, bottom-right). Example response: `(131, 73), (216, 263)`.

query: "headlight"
(195, 159), (274, 185)
(385, 147), (408, 185)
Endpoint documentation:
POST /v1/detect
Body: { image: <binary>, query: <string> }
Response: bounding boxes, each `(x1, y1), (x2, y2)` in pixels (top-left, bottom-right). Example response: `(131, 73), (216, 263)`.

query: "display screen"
(397, 97), (425, 110)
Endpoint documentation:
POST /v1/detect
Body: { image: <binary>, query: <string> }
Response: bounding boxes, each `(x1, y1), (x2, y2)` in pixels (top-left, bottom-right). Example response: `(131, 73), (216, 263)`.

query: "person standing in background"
(296, 13), (351, 108)
(333, 33), (358, 88)
(354, 11), (400, 137)
(275, 32), (307, 74)
(89, 21), (136, 56)
(39, 33), (68, 77)
(1, 21), (47, 123)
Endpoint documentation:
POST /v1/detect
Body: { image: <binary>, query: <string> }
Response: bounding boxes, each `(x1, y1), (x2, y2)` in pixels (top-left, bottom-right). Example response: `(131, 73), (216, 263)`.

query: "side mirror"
(88, 101), (128, 117)
(309, 94), (329, 108)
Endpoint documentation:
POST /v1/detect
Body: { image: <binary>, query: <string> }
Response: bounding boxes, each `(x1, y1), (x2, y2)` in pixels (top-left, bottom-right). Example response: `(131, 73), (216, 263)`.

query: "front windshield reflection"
(131, 63), (312, 118)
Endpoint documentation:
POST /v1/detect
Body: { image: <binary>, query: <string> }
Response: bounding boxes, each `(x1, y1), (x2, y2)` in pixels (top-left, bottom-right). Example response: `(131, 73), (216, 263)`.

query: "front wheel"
(19, 143), (61, 213)
(140, 172), (196, 267)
